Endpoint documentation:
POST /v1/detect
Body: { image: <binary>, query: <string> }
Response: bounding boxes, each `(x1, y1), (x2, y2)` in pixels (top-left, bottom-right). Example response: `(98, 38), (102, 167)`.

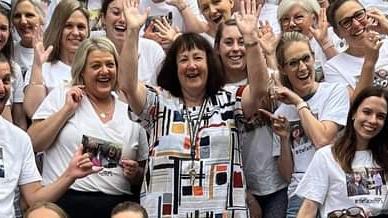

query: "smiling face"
(60, 10), (88, 56)
(218, 25), (246, 75)
(0, 61), (11, 114)
(82, 49), (117, 100)
(198, 0), (234, 27)
(334, 1), (369, 46)
(12, 0), (43, 48)
(101, 0), (126, 50)
(177, 47), (208, 100)
(0, 13), (10, 51)
(353, 96), (387, 148)
(281, 41), (316, 96)
(280, 4), (316, 37)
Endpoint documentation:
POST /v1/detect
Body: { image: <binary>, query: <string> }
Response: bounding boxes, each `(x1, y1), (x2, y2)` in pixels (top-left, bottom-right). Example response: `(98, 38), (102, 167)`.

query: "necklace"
(183, 97), (208, 185)
(88, 95), (114, 119)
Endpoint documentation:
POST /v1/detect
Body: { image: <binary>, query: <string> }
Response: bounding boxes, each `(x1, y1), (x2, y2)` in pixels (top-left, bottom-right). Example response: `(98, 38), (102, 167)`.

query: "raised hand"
(272, 85), (303, 105)
(235, 0), (262, 36)
(309, 8), (330, 45)
(363, 31), (383, 64)
(32, 24), (53, 67)
(257, 20), (280, 56)
(65, 144), (103, 180)
(367, 8), (388, 34)
(121, 159), (139, 179)
(154, 17), (181, 43)
(165, 0), (187, 11)
(259, 109), (290, 139)
(122, 0), (148, 31)
(64, 85), (84, 115)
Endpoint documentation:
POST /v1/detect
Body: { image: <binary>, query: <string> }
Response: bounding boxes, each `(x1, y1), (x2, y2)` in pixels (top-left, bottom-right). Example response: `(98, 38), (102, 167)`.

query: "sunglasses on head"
(328, 206), (366, 218)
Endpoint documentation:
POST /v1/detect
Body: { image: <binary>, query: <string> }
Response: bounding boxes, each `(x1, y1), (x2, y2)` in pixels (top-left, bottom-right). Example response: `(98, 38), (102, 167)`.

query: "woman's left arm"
(310, 8), (337, 59)
(121, 160), (146, 185)
(236, 0), (269, 118)
(297, 199), (319, 218)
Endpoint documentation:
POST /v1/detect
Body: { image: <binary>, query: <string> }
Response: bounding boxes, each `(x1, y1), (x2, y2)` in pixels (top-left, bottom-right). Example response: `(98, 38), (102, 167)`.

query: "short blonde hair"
(24, 202), (68, 218)
(277, 0), (320, 21)
(44, 0), (89, 62)
(71, 37), (119, 90)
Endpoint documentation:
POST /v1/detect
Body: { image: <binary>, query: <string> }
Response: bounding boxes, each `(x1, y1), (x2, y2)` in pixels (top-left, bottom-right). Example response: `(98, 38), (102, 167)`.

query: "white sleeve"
(320, 83), (350, 126)
(137, 127), (149, 161)
(295, 148), (329, 204)
(323, 62), (352, 87)
(19, 136), (42, 185)
(32, 86), (64, 120)
(11, 62), (24, 103)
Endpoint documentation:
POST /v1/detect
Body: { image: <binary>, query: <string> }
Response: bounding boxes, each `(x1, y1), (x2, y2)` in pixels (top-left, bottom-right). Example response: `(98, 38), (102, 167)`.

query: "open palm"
(123, 0), (148, 30)
(235, 0), (261, 35)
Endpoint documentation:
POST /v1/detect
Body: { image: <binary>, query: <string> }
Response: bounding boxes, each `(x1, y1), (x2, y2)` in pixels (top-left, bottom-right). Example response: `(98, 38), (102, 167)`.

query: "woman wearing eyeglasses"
(296, 86), (388, 218)
(277, 0), (343, 81)
(273, 31), (350, 218)
(324, 0), (388, 96)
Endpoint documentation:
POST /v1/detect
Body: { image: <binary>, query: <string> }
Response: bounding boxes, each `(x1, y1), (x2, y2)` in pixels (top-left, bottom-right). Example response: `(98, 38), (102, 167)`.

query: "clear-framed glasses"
(280, 14), (306, 27)
(338, 9), (367, 30)
(328, 206), (366, 218)
(284, 53), (313, 71)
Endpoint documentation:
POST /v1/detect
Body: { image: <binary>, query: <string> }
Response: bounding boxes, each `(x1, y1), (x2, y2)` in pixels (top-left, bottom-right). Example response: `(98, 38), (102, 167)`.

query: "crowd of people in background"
(0, 0), (387, 217)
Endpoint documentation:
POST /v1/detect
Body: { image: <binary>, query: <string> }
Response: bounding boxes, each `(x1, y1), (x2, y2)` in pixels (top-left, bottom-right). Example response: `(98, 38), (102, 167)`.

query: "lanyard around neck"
(183, 98), (208, 161)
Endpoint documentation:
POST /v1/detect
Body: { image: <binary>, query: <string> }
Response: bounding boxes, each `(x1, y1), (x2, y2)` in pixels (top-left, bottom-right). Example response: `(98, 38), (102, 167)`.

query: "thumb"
(76, 144), (84, 157)
(91, 166), (103, 173)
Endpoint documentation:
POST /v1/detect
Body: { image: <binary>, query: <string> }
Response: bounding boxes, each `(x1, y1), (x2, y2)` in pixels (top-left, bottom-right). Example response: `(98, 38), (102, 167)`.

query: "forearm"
(27, 107), (73, 152)
(277, 136), (293, 183)
(243, 33), (269, 117)
(297, 199), (319, 218)
(11, 103), (28, 130)
(320, 38), (337, 60)
(265, 53), (278, 70)
(180, 8), (208, 33)
(298, 107), (335, 148)
(352, 59), (375, 102)
(23, 85), (47, 118)
(23, 173), (75, 206)
(119, 30), (147, 115)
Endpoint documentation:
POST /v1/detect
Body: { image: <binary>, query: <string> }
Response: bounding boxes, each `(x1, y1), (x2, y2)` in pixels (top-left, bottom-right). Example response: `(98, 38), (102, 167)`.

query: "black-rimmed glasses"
(328, 206), (366, 218)
(338, 9), (367, 30)
(283, 53), (313, 71)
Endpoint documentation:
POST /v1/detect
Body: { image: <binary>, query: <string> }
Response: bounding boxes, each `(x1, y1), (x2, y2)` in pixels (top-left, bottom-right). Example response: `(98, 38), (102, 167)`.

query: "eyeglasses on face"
(280, 14), (307, 27)
(327, 206), (366, 218)
(284, 53), (313, 71)
(338, 8), (367, 30)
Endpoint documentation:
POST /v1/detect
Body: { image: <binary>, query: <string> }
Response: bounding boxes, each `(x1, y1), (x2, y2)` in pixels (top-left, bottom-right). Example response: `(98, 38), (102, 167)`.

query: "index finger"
(258, 108), (275, 119)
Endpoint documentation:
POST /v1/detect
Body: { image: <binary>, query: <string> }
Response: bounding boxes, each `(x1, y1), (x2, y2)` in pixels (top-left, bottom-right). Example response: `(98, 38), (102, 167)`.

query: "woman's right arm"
(23, 26), (53, 118)
(27, 86), (84, 152)
(297, 199), (319, 218)
(119, 0), (149, 115)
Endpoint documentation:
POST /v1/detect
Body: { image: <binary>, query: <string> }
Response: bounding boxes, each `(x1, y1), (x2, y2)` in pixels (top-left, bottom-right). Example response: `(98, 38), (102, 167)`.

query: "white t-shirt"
(0, 117), (41, 218)
(273, 82), (350, 197)
(138, 38), (166, 85)
(139, 0), (203, 33)
(14, 41), (34, 77)
(360, 0), (388, 13)
(33, 85), (149, 195)
(6, 62), (24, 106)
(296, 145), (388, 217)
(24, 60), (72, 93)
(323, 39), (388, 89)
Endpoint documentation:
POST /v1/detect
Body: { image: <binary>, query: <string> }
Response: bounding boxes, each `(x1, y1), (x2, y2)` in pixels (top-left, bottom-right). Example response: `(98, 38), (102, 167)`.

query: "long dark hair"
(0, 2), (13, 60)
(157, 33), (225, 98)
(332, 87), (388, 173)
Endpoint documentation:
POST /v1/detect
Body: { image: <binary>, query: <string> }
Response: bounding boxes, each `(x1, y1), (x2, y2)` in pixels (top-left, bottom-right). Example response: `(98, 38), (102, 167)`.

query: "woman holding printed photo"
(27, 37), (148, 218)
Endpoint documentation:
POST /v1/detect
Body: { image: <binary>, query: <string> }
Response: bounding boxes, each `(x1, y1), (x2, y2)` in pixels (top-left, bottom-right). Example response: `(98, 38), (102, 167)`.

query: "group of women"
(1, 0), (387, 217)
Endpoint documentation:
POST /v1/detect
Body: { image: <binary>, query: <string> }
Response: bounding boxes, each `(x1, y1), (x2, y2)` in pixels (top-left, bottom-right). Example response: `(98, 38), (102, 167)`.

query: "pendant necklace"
(88, 95), (114, 119)
(183, 97), (208, 185)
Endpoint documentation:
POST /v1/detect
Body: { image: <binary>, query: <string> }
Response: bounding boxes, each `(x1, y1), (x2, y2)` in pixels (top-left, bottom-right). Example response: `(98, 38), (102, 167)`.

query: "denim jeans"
(254, 187), (288, 218)
(286, 195), (303, 218)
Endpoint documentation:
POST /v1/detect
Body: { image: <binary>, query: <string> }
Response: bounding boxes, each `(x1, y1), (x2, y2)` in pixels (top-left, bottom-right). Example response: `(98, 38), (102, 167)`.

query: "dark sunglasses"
(338, 9), (367, 30)
(328, 206), (366, 218)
